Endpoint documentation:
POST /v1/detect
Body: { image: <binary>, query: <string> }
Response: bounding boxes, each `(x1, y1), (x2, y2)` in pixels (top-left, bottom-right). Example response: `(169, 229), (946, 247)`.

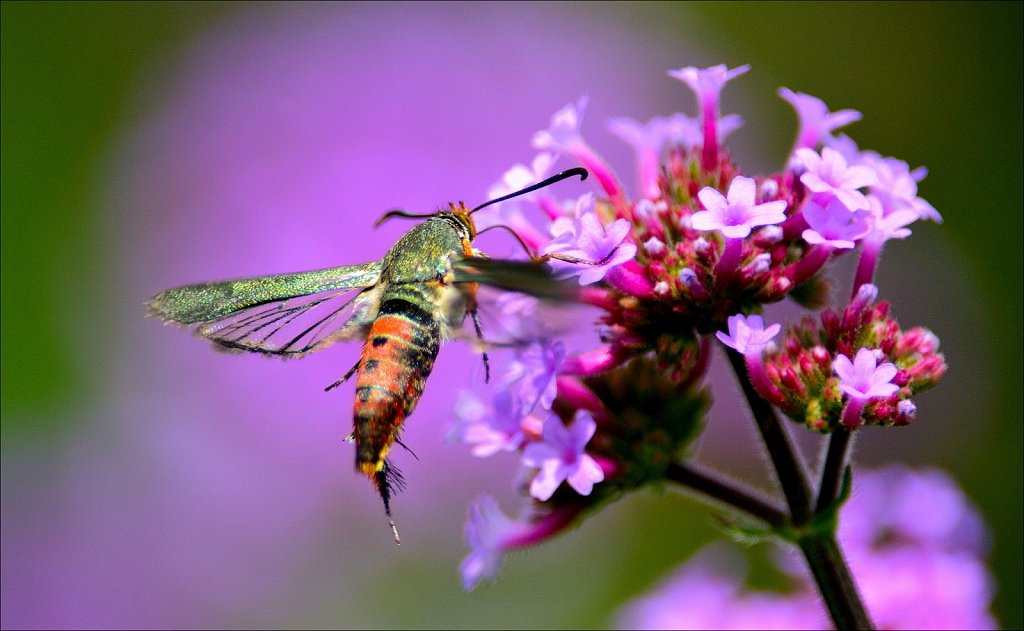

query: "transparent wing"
(450, 256), (589, 349)
(147, 261), (385, 356)
(449, 256), (580, 302)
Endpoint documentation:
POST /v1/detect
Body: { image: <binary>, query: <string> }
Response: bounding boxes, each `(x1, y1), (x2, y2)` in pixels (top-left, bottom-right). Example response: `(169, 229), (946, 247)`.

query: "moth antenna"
(471, 167), (588, 214)
(374, 209), (438, 228)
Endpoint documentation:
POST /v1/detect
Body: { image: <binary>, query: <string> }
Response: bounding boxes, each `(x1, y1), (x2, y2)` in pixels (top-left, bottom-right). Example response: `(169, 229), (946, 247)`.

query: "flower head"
(500, 339), (566, 415)
(447, 390), (533, 457)
(862, 153), (942, 223)
(716, 313), (781, 356)
(542, 194), (637, 284)
(796, 147), (877, 211)
(693, 176), (788, 239)
(533, 97), (621, 198)
(779, 88), (862, 151)
(668, 63), (749, 168)
(460, 495), (531, 590)
(757, 290), (945, 430)
(454, 63), (948, 593)
(833, 348), (899, 400)
(801, 197), (873, 249)
(521, 412), (605, 501)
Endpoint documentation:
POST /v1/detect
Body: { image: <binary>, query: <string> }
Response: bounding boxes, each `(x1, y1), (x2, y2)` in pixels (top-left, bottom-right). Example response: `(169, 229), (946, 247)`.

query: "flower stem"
(816, 427), (851, 513)
(725, 348), (874, 630)
(798, 536), (874, 630)
(724, 349), (813, 523)
(666, 461), (786, 527)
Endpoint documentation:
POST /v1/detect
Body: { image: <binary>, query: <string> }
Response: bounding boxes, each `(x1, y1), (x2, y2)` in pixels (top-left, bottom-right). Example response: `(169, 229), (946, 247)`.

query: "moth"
(147, 168), (589, 543)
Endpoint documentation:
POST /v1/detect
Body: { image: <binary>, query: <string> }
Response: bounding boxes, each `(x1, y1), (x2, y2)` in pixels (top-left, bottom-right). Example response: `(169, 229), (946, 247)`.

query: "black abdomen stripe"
(378, 298), (434, 327)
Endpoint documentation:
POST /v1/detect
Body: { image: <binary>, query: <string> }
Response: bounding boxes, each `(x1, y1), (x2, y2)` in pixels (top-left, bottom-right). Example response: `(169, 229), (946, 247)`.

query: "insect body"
(347, 206), (480, 541)
(147, 168), (588, 542)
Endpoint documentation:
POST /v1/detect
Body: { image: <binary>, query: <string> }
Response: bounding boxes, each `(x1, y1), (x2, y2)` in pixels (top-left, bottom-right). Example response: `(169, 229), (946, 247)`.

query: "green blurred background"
(3, 2), (1021, 628)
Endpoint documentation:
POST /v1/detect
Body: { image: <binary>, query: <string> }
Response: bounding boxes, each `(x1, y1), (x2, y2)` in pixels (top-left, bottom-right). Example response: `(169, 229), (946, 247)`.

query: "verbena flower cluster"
(447, 63), (956, 607)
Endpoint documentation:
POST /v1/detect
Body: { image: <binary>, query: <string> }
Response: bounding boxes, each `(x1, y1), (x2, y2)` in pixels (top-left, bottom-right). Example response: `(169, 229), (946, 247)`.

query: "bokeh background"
(2, 2), (1020, 628)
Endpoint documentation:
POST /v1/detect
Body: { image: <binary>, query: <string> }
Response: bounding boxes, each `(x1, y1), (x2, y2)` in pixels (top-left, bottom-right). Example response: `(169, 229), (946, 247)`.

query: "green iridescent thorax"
(377, 213), (476, 333)
(380, 214), (471, 284)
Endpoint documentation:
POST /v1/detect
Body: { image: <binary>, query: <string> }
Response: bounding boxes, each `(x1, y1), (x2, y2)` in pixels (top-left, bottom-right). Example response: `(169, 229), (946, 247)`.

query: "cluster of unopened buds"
(446, 63), (962, 625)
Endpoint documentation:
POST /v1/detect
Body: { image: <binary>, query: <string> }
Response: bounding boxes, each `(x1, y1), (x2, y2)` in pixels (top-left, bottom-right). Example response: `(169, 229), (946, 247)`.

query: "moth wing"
(449, 256), (579, 302)
(147, 261), (385, 356)
(449, 256), (591, 349)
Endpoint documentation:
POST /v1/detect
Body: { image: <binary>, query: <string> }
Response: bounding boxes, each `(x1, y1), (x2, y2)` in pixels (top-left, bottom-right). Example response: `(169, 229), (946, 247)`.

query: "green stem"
(725, 348), (874, 630)
(817, 427), (851, 513)
(799, 536), (874, 630)
(724, 349), (813, 524)
(666, 461), (787, 527)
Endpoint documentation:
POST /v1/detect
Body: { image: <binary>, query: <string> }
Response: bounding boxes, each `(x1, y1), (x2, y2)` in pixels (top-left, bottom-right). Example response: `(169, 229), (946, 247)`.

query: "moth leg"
(470, 308), (491, 383)
(325, 359), (361, 392)
(394, 437), (419, 461)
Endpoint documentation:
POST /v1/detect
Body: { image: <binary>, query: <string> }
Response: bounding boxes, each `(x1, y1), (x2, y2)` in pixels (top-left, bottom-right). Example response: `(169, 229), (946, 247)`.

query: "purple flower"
(500, 339), (566, 415)
(460, 495), (532, 590)
(801, 197), (873, 249)
(833, 348), (899, 400)
(865, 194), (917, 242)
(476, 153), (557, 248)
(485, 152), (556, 204)
(607, 114), (700, 197)
(824, 132), (865, 165)
(533, 97), (621, 198)
(542, 194), (637, 285)
(716, 313), (781, 356)
(792, 466), (996, 629)
(796, 147), (877, 211)
(447, 390), (528, 457)
(668, 63), (750, 116)
(668, 63), (750, 168)
(521, 412), (604, 501)
(839, 467), (996, 630)
(862, 153), (942, 223)
(778, 87), (862, 151)
(643, 236), (666, 256)
(460, 495), (587, 592)
(532, 96), (588, 154)
(615, 546), (827, 630)
(693, 176), (788, 239)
